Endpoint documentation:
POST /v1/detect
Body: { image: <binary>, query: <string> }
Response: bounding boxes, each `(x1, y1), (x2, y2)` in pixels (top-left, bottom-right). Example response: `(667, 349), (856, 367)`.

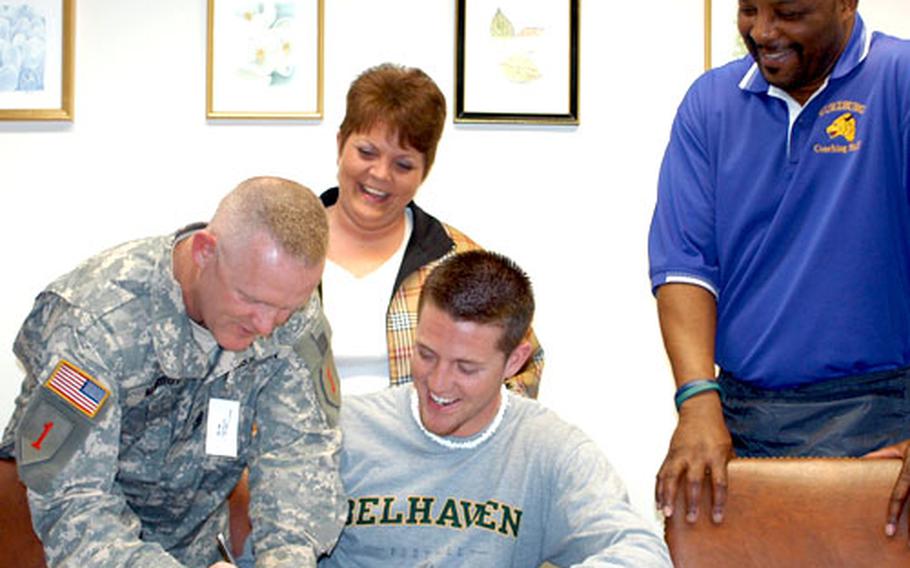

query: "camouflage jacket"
(0, 230), (345, 567)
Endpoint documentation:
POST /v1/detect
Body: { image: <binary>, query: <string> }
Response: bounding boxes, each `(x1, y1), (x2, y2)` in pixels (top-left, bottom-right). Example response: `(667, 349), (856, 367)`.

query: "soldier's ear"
(191, 231), (218, 269)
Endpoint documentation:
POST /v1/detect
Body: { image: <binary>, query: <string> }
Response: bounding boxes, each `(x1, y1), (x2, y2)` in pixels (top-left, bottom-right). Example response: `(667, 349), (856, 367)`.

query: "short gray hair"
(209, 176), (328, 265)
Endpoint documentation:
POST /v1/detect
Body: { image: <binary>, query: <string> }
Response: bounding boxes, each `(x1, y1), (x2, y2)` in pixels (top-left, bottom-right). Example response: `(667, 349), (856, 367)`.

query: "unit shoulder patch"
(16, 360), (110, 494)
(294, 328), (341, 427)
(317, 344), (341, 425)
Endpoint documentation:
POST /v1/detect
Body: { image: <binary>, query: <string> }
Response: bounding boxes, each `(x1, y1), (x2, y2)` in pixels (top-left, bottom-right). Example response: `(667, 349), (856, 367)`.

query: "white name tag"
(205, 398), (239, 458)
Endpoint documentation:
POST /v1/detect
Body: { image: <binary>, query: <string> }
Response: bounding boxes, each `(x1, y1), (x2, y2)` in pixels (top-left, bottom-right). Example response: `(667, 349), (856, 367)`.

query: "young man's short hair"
(419, 250), (534, 354)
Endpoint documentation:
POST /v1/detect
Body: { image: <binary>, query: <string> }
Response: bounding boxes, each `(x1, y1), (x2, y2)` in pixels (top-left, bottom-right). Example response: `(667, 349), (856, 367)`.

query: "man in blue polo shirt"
(648, 0), (910, 538)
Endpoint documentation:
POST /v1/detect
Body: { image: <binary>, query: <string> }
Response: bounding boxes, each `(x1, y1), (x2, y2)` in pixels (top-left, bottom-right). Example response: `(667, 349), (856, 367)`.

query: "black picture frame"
(455, 0), (579, 125)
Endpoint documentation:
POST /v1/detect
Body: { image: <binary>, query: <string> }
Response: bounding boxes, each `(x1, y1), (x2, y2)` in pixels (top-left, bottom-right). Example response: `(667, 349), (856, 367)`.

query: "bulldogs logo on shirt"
(814, 100), (866, 154)
(826, 112), (856, 143)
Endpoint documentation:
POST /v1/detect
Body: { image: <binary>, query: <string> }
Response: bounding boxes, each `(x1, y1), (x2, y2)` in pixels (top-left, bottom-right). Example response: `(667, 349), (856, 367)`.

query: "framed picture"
(704, 0), (747, 70)
(0, 0), (74, 121)
(455, 0), (579, 125)
(206, 0), (324, 119)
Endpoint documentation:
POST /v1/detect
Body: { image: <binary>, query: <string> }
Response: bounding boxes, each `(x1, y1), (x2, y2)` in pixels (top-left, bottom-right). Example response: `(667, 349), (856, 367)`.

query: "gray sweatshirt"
(319, 386), (671, 567)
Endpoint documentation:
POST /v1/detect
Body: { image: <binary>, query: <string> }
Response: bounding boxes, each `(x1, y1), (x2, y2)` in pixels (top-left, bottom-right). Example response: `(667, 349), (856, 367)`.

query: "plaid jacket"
(321, 189), (545, 398)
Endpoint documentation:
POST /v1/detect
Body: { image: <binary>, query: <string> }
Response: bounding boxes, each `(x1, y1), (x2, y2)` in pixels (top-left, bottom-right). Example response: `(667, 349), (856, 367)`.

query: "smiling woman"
(318, 63), (545, 398)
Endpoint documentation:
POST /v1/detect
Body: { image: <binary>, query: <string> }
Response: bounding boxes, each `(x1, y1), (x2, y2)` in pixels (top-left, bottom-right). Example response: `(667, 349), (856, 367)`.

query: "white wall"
(4, 0), (906, 532)
(863, 0), (910, 40)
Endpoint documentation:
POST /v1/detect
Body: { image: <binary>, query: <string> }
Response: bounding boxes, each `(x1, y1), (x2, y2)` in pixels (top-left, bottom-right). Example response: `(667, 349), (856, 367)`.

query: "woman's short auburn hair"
(339, 63), (447, 177)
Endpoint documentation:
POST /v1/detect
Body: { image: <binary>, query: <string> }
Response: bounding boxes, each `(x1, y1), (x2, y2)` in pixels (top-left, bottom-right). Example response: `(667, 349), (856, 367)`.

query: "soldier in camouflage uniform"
(0, 176), (346, 567)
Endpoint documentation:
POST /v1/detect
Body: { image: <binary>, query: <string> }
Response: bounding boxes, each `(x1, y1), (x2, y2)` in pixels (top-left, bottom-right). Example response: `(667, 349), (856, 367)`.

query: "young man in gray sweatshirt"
(319, 250), (671, 567)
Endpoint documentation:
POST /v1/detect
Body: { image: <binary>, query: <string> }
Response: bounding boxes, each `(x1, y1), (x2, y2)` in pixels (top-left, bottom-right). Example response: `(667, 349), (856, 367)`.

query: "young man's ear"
(191, 231), (218, 268)
(503, 341), (532, 379)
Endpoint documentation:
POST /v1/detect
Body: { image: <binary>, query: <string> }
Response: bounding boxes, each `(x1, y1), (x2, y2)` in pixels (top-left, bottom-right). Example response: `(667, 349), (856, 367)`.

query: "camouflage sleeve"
(247, 297), (346, 567)
(9, 294), (184, 567)
(505, 327), (544, 399)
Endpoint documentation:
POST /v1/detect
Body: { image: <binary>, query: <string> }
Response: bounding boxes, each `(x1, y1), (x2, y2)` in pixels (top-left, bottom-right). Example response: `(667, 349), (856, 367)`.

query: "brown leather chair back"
(665, 458), (910, 567)
(0, 458), (46, 568)
(228, 469), (252, 558)
(1, 457), (255, 564)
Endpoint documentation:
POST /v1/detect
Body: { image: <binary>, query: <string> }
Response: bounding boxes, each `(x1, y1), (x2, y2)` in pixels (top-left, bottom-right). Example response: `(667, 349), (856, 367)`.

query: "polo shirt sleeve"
(648, 77), (720, 298)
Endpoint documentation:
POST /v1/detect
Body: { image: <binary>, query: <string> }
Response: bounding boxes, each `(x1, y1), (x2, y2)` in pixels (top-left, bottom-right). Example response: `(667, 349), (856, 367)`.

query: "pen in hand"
(216, 532), (237, 565)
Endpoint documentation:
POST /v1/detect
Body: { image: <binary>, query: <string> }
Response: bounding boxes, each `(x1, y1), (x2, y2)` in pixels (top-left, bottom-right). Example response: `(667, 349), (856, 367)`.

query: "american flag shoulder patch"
(44, 360), (110, 419)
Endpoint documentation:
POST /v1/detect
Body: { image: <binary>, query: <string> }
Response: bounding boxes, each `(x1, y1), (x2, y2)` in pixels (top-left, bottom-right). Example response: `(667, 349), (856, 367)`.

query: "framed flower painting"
(206, 0), (324, 119)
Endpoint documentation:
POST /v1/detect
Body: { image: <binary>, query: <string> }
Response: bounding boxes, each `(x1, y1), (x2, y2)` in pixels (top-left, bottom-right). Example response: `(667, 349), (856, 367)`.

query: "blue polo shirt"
(649, 15), (910, 388)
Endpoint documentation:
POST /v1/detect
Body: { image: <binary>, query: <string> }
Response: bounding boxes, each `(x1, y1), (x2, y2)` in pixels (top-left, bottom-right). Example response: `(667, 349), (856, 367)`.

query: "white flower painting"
(231, 2), (296, 86)
(208, 0), (323, 119)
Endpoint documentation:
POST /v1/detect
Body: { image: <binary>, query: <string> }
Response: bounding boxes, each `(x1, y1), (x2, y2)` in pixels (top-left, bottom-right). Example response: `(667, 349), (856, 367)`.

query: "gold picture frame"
(206, 0), (324, 120)
(704, 0), (748, 70)
(704, 0), (713, 71)
(0, 0), (75, 121)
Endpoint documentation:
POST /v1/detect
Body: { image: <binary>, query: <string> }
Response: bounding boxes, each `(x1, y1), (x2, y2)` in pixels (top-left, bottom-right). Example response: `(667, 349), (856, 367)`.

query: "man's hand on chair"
(655, 394), (734, 525)
(865, 439), (910, 538)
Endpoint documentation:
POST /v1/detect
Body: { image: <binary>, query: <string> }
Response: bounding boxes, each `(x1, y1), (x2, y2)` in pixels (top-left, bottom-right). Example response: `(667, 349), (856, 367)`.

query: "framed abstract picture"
(0, 0), (74, 121)
(455, 0), (579, 125)
(206, 0), (324, 119)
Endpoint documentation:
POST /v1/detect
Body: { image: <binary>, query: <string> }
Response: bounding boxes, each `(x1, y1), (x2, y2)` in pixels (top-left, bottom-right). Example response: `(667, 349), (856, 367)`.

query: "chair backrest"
(0, 458), (47, 568)
(665, 458), (910, 568)
(228, 469), (252, 558)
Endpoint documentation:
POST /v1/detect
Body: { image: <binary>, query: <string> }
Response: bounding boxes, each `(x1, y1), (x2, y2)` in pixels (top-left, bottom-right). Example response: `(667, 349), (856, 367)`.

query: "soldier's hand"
(655, 393), (733, 524)
(209, 563), (234, 567)
(864, 439), (910, 539)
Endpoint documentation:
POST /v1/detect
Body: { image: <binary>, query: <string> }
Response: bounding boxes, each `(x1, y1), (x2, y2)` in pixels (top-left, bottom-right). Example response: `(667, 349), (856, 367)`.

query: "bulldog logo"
(826, 112), (856, 143)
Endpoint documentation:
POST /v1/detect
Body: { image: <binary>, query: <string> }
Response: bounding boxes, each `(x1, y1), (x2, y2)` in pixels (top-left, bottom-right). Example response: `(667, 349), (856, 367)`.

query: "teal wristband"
(674, 379), (721, 410)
